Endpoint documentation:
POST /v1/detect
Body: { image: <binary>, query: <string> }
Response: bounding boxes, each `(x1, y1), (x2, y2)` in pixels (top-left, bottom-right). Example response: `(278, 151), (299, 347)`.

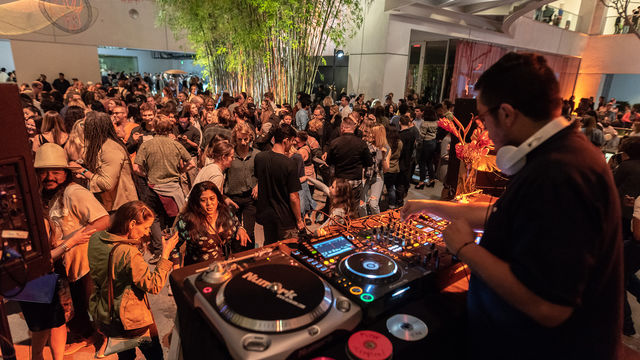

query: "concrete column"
(10, 40), (100, 84)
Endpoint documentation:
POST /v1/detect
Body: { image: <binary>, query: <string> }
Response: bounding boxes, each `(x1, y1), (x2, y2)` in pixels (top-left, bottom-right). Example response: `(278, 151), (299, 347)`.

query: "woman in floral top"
(172, 181), (251, 266)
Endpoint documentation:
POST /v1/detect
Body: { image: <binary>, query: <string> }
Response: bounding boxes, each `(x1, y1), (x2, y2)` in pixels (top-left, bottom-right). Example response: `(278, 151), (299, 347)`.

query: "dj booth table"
(170, 211), (470, 359)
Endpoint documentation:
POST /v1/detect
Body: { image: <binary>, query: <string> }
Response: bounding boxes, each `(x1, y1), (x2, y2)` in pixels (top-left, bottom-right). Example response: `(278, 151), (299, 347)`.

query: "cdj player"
(183, 246), (362, 360)
(290, 212), (453, 320)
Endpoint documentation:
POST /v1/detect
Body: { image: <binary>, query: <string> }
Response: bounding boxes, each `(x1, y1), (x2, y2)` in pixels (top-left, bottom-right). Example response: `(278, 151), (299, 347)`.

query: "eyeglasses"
(476, 106), (500, 123)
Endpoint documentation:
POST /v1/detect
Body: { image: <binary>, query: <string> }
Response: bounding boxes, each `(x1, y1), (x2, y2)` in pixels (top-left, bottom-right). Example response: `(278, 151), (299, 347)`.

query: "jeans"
(361, 176), (383, 215)
(299, 182), (317, 216)
(418, 139), (437, 182)
(228, 192), (257, 253)
(384, 172), (399, 208)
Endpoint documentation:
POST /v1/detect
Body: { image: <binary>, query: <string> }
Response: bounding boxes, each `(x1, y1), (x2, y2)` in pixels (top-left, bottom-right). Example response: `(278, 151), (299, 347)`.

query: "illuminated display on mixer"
(312, 236), (355, 258)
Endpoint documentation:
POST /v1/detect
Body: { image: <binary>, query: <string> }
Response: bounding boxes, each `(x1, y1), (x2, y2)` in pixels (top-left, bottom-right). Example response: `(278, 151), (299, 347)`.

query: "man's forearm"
(289, 192), (303, 228)
(404, 200), (492, 230)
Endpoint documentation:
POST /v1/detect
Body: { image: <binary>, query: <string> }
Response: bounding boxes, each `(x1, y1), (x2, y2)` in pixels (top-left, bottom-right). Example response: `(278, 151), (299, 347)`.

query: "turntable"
(185, 248), (362, 360)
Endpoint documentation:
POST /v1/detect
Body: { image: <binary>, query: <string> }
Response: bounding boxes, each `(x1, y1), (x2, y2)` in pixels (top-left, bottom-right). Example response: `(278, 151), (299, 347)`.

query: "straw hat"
(34, 143), (69, 169)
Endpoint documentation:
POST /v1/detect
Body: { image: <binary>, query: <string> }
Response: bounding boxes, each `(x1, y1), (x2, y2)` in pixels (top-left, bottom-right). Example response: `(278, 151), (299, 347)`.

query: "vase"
(456, 161), (478, 196)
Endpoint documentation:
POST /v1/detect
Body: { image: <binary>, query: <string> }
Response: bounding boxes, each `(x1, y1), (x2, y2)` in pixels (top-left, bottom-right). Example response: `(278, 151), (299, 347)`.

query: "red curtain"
(448, 40), (507, 100)
(448, 40), (581, 101)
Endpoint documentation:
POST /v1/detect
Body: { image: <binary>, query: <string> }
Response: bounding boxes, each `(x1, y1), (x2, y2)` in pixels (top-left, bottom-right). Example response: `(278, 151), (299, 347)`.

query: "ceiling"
(385, 0), (556, 34)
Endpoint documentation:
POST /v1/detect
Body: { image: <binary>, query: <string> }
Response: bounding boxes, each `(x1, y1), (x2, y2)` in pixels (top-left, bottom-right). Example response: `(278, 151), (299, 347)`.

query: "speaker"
(0, 83), (52, 294)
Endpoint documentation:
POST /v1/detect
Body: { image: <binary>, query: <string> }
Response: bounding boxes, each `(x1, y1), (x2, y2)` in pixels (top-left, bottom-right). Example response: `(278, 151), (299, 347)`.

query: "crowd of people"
(15, 69), (460, 359)
(12, 52), (640, 359)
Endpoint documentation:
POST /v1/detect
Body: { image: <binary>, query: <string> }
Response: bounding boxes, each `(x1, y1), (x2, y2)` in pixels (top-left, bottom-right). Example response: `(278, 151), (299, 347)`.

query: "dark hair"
(475, 52), (561, 121)
(621, 136), (640, 160)
(274, 123), (297, 143)
(63, 106), (85, 135)
(108, 200), (154, 236)
(423, 106), (438, 122)
(399, 115), (411, 126)
(89, 101), (106, 113)
(398, 103), (409, 116)
(84, 111), (129, 172)
(180, 181), (233, 244)
(127, 103), (141, 124)
(296, 130), (309, 142)
(386, 125), (400, 153)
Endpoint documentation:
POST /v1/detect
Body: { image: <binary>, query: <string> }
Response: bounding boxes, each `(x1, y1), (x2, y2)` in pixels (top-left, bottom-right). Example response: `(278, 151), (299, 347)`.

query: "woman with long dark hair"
(172, 181), (250, 266)
(75, 111), (138, 212)
(383, 125), (403, 208)
(89, 201), (179, 360)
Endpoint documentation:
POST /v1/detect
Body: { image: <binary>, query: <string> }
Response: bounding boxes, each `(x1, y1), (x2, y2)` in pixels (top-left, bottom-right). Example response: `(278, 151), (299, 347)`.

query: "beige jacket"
(88, 139), (138, 211)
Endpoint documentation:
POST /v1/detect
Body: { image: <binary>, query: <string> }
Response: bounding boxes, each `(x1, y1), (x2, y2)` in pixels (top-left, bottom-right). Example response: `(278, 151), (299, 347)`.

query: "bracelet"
(61, 242), (70, 252)
(81, 168), (88, 176)
(455, 241), (475, 258)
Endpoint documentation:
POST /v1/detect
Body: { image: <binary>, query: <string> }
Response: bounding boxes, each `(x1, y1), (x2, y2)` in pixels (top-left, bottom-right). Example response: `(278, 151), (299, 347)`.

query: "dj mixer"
(290, 211), (454, 320)
(172, 210), (473, 360)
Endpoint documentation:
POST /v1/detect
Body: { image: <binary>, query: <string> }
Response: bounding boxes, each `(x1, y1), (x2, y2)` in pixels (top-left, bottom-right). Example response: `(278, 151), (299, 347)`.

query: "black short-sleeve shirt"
(468, 126), (622, 360)
(254, 150), (302, 228)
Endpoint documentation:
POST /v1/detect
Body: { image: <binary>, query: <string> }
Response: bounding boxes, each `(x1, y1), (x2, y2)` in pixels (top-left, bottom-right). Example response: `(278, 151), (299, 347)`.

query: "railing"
(602, 15), (640, 35)
(532, 5), (580, 32)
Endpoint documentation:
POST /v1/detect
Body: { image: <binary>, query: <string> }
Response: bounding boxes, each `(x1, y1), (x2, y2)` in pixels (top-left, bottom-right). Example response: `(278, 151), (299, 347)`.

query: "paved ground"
(4, 181), (640, 359)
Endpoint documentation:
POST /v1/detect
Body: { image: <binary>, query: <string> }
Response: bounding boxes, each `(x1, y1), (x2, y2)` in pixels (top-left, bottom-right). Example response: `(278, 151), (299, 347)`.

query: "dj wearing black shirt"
(402, 53), (622, 359)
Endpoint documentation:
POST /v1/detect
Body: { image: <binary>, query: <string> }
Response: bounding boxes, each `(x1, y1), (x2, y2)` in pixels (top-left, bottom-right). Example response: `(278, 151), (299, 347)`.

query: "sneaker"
(148, 254), (161, 264)
(64, 336), (95, 355)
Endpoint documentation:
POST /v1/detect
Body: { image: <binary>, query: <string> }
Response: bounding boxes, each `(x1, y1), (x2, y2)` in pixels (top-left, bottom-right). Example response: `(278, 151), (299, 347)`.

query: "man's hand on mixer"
(443, 218), (476, 256)
(400, 200), (429, 220)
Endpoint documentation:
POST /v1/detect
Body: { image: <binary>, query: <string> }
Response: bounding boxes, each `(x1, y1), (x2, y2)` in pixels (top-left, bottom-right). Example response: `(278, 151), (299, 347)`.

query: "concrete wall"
(3, 0), (189, 52)
(0, 40), (15, 71)
(11, 40), (101, 85)
(343, 3), (590, 102)
(573, 34), (640, 100)
(97, 48), (202, 75)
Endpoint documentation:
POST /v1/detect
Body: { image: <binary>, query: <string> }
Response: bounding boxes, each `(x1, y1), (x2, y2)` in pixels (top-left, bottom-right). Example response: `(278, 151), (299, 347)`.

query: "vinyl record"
(346, 330), (393, 360)
(386, 314), (428, 341)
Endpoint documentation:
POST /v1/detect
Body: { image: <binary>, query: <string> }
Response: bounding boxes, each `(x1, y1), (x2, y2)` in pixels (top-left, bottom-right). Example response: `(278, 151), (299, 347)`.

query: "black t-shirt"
(326, 133), (373, 180)
(468, 126), (622, 360)
(254, 151), (302, 228)
(399, 127), (419, 172)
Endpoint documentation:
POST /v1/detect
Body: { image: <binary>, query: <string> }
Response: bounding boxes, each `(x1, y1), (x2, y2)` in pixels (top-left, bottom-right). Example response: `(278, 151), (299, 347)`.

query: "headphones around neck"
(495, 117), (570, 176)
